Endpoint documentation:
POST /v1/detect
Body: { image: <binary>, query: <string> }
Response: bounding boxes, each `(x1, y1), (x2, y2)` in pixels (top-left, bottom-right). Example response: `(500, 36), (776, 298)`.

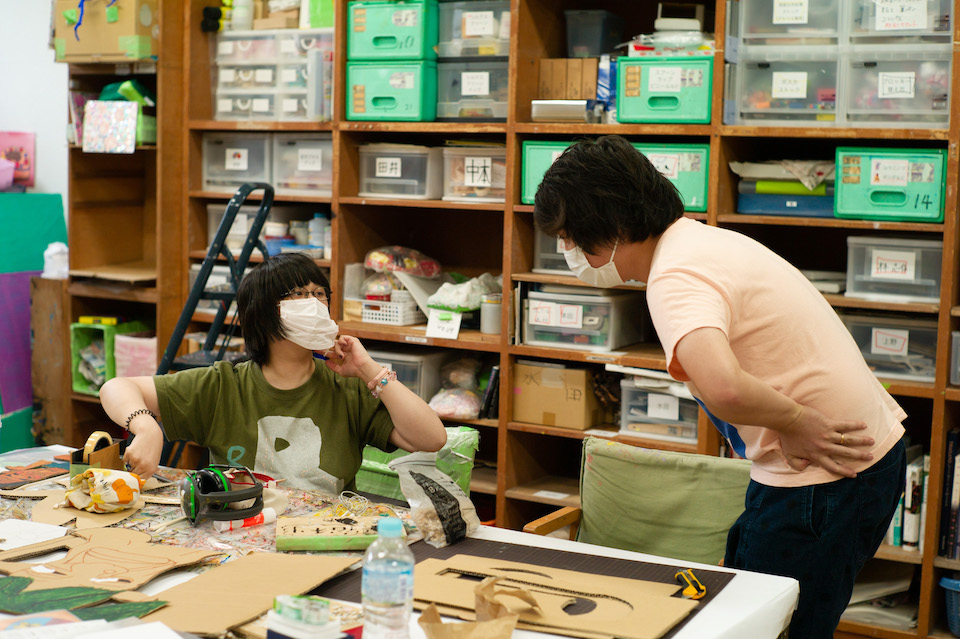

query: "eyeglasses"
(283, 288), (328, 302)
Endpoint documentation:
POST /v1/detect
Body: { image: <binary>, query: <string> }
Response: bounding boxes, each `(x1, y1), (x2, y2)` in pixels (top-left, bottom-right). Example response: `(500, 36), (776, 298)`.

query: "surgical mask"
(279, 297), (339, 351)
(563, 239), (625, 288)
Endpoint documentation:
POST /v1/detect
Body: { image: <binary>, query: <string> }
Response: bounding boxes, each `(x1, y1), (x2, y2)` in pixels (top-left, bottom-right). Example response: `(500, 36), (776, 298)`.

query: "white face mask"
(279, 297), (339, 351)
(563, 239), (625, 288)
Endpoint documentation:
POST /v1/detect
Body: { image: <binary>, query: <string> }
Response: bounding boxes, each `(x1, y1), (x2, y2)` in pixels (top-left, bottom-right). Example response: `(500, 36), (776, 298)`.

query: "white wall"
(0, 1), (69, 202)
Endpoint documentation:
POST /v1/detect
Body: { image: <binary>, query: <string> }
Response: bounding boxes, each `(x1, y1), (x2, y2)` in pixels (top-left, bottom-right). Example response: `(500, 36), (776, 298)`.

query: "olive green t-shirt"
(154, 360), (396, 493)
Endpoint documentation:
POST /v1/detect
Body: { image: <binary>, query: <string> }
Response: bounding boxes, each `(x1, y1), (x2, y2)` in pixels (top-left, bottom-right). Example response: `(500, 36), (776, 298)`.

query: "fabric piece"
(646, 217), (906, 487)
(61, 468), (144, 513)
(0, 271), (39, 413)
(155, 360), (395, 493)
(0, 408), (34, 454)
(0, 194), (67, 274)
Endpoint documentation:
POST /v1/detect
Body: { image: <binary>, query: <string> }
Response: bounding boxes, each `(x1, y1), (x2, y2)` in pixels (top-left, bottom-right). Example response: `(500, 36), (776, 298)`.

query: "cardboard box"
(54, 0), (160, 63)
(582, 57), (599, 100)
(565, 59), (582, 99)
(512, 362), (600, 430)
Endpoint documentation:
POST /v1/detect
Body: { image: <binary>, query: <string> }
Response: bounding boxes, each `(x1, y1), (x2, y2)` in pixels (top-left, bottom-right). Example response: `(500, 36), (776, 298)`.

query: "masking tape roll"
(82, 431), (114, 464)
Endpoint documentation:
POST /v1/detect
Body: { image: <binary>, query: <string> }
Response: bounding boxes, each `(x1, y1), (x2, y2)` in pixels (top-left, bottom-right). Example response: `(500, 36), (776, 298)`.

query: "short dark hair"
(533, 135), (684, 254)
(237, 252), (331, 365)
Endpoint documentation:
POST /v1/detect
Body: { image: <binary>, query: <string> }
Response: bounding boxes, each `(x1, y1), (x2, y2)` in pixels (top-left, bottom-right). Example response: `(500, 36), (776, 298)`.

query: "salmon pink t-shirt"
(646, 217), (905, 487)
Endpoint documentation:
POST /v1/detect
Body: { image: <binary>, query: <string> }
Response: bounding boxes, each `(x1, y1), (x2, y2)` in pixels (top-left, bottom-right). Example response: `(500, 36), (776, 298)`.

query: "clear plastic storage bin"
(847, 0), (952, 44)
(214, 91), (278, 120)
(358, 144), (443, 199)
(273, 134), (333, 196)
(735, 51), (839, 125)
(276, 28), (335, 60)
(845, 236), (943, 303)
(217, 64), (279, 90)
(523, 288), (648, 352)
(437, 1), (511, 57)
(842, 46), (951, 128)
(365, 346), (450, 401)
(206, 203), (266, 251)
(216, 30), (280, 64)
(189, 263), (235, 313)
(437, 60), (509, 120)
(441, 146), (506, 202)
(202, 132), (272, 193)
(841, 313), (937, 382)
(533, 227), (570, 274)
(565, 9), (624, 58)
(736, 0), (841, 47)
(619, 378), (698, 443)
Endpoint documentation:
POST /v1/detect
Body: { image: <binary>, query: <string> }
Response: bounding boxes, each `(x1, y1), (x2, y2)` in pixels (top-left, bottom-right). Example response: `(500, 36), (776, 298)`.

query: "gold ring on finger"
(839, 433), (845, 446)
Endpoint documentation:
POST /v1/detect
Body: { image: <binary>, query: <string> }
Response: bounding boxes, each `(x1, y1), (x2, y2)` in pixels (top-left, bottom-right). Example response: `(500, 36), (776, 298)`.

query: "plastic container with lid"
(437, 1), (511, 57)
(441, 146), (507, 202)
(273, 134), (333, 196)
(845, 235), (943, 303)
(359, 144), (443, 199)
(437, 60), (509, 121)
(202, 132), (272, 193)
(523, 288), (648, 352)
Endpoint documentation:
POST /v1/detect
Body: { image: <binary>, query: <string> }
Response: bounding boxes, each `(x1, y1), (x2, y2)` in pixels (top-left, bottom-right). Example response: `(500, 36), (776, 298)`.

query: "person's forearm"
(99, 377), (161, 431)
(358, 362), (446, 452)
(695, 367), (803, 432)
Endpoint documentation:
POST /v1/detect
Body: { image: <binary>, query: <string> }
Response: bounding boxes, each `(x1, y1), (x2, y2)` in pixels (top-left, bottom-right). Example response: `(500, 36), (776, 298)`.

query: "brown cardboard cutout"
(419, 577), (533, 639)
(0, 528), (218, 591)
(0, 488), (145, 528)
(142, 552), (360, 636)
(414, 555), (698, 639)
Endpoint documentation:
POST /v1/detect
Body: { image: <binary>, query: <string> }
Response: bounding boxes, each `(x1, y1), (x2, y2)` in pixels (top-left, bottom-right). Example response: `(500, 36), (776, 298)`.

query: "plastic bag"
(441, 358), (481, 391)
(426, 272), (502, 312)
(361, 271), (402, 300)
(389, 451), (480, 548)
(364, 246), (442, 279)
(429, 388), (481, 420)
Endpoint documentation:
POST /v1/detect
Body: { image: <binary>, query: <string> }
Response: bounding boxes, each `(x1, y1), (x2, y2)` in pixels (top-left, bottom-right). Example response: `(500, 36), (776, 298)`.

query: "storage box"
(217, 64), (280, 90)
(619, 378), (698, 443)
(215, 90), (278, 120)
(364, 346), (450, 401)
(565, 10), (624, 58)
(273, 134), (333, 196)
(54, 0), (159, 62)
(512, 362), (601, 430)
(189, 264), (235, 313)
(523, 288), (649, 352)
(276, 28), (335, 60)
(202, 132), (272, 193)
(441, 146), (507, 202)
(841, 313), (937, 382)
(617, 56), (713, 124)
(361, 290), (427, 326)
(114, 334), (158, 378)
(533, 227), (570, 274)
(835, 147), (946, 223)
(847, 0), (952, 44)
(735, 0), (841, 47)
(843, 46), (951, 129)
(216, 30), (281, 64)
(70, 320), (150, 395)
(358, 144), (443, 199)
(521, 141), (569, 205)
(348, 0), (439, 60)
(346, 60), (438, 121)
(734, 53), (838, 125)
(437, 60), (509, 121)
(737, 193), (834, 217)
(437, 1), (511, 57)
(633, 143), (710, 212)
(845, 236), (943, 303)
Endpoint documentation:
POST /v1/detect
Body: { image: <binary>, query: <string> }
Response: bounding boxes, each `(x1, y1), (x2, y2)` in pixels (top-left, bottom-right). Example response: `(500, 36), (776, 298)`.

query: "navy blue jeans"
(724, 438), (906, 639)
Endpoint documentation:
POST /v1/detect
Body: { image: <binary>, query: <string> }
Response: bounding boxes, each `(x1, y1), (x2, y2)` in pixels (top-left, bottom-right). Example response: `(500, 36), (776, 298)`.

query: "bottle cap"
(377, 517), (403, 537)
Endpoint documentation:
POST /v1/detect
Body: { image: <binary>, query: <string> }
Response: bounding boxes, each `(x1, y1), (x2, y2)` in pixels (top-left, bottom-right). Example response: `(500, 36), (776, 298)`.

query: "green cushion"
(577, 437), (752, 565)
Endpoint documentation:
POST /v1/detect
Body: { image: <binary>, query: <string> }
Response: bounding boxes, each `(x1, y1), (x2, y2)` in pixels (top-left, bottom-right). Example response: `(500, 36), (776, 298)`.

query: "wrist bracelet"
(371, 370), (397, 399)
(366, 367), (389, 391)
(124, 408), (157, 431)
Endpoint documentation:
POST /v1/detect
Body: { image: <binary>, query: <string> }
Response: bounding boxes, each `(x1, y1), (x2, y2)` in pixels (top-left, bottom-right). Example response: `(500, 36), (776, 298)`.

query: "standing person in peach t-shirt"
(533, 135), (906, 639)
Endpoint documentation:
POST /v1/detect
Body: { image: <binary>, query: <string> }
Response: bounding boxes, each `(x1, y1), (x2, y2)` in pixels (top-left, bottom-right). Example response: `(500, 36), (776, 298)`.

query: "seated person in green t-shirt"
(100, 253), (446, 494)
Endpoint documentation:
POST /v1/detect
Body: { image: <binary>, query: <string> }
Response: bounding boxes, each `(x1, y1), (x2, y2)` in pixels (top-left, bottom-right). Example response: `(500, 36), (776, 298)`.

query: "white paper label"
(224, 148), (248, 171)
(392, 9), (418, 27)
(557, 304), (583, 329)
(375, 157), (402, 178)
(463, 156), (493, 187)
(461, 71), (491, 96)
(871, 327), (910, 355)
(529, 300), (555, 326)
(252, 98), (271, 112)
(404, 335), (428, 344)
(389, 72), (415, 89)
(528, 301), (583, 328)
(870, 248), (917, 281)
(297, 147), (323, 172)
(533, 490), (570, 500)
(463, 11), (495, 37)
(255, 68), (274, 83)
(281, 68), (299, 84)
(217, 98), (234, 113)
(426, 308), (462, 339)
(878, 72), (915, 99)
(499, 11), (511, 40)
(771, 72), (807, 99)
(280, 38), (297, 54)
(218, 41), (234, 56)
(875, 0), (926, 31)
(219, 68), (236, 84)
(870, 158), (909, 186)
(647, 66), (683, 93)
(648, 153), (680, 180)
(282, 98), (300, 113)
(647, 393), (681, 421)
(772, 0), (809, 24)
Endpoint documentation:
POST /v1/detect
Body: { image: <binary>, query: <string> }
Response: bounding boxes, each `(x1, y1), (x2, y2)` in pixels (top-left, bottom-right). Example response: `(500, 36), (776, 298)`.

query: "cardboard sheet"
(1, 485), (148, 529)
(414, 555), (697, 639)
(142, 553), (359, 636)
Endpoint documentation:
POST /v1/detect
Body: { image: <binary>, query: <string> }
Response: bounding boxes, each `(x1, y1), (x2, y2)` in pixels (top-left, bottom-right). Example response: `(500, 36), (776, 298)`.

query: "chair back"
(577, 437), (752, 565)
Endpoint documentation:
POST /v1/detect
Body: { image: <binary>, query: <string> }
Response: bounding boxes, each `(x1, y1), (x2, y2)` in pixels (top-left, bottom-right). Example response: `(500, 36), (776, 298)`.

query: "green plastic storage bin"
(70, 321), (151, 396)
(346, 60), (437, 121)
(633, 143), (710, 212)
(355, 426), (479, 500)
(521, 141), (571, 204)
(835, 147), (946, 223)
(617, 56), (713, 124)
(347, 0), (439, 61)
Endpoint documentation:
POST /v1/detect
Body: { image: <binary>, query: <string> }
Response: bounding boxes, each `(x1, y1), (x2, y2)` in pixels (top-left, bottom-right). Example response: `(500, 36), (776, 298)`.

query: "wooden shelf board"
(69, 144), (157, 152)
(508, 422), (619, 440)
(945, 388), (960, 402)
(505, 476), (580, 508)
(823, 294), (939, 315)
(877, 379), (937, 399)
(444, 417), (499, 429)
(470, 466), (498, 495)
(933, 555), (960, 570)
(338, 196), (504, 211)
(189, 120), (334, 131)
(615, 434), (699, 454)
(67, 62), (157, 75)
(718, 214), (945, 233)
(874, 544), (924, 565)
(70, 260), (157, 285)
(189, 190), (333, 204)
(834, 620), (920, 639)
(720, 125), (949, 141)
(509, 342), (667, 370)
(951, 306), (960, 317)
(514, 123), (713, 136)
(338, 321), (502, 352)
(68, 279), (158, 303)
(514, 204), (534, 213)
(187, 249), (331, 269)
(511, 271), (646, 291)
(339, 121), (507, 133)
(71, 393), (102, 404)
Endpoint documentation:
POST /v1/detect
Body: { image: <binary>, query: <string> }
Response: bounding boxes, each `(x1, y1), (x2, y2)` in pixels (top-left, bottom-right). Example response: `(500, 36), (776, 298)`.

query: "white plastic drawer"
(841, 313), (937, 382)
(217, 64), (279, 90)
(735, 53), (839, 125)
(533, 227), (570, 275)
(273, 134), (333, 196)
(202, 133), (272, 193)
(437, 60), (509, 120)
(441, 147), (507, 202)
(619, 380), (699, 443)
(438, 1), (511, 57)
(358, 144), (443, 200)
(847, 0), (952, 43)
(523, 289), (648, 352)
(214, 91), (279, 121)
(845, 236), (943, 303)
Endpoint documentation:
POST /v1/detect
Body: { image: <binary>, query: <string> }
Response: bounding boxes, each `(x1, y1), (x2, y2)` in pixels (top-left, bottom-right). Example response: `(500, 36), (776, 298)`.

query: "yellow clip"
(675, 569), (705, 600)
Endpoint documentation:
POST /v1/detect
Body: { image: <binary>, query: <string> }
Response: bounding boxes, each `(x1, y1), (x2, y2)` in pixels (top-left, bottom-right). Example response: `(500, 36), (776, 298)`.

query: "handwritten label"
(463, 11), (495, 37)
(426, 308), (462, 339)
(870, 248), (916, 281)
(392, 9), (418, 27)
(870, 158), (909, 186)
(878, 72), (915, 99)
(499, 11), (511, 39)
(224, 148), (249, 171)
(533, 490), (570, 500)
(772, 0), (809, 24)
(557, 304), (583, 329)
(875, 0), (926, 31)
(461, 71), (490, 96)
(529, 300), (556, 326)
(871, 327), (910, 355)
(252, 98), (271, 112)
(375, 157), (402, 178)
(647, 66), (682, 93)
(647, 393), (680, 421)
(297, 147), (323, 172)
(647, 153), (680, 180)
(529, 301), (582, 328)
(254, 68), (274, 83)
(463, 156), (492, 187)
(389, 71), (415, 89)
(771, 72), (807, 99)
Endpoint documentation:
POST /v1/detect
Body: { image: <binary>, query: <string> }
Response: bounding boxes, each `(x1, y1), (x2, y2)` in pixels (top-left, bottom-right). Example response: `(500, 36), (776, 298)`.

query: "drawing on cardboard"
(0, 461), (68, 490)
(0, 488), (145, 529)
(0, 575), (166, 619)
(275, 515), (382, 551)
(414, 555), (699, 639)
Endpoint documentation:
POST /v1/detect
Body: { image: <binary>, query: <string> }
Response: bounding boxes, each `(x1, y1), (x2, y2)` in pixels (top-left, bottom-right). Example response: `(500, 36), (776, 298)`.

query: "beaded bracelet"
(124, 408), (157, 431)
(366, 367), (390, 391)
(371, 370), (398, 399)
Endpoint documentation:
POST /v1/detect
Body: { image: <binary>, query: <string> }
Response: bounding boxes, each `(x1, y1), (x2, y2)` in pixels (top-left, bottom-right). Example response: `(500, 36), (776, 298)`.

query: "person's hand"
(779, 404), (875, 478)
(323, 335), (377, 380)
(122, 418), (164, 479)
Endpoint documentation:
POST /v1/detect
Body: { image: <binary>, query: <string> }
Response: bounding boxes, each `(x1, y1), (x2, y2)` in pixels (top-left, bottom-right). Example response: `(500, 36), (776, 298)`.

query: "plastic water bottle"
(308, 213), (326, 250)
(362, 517), (414, 639)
